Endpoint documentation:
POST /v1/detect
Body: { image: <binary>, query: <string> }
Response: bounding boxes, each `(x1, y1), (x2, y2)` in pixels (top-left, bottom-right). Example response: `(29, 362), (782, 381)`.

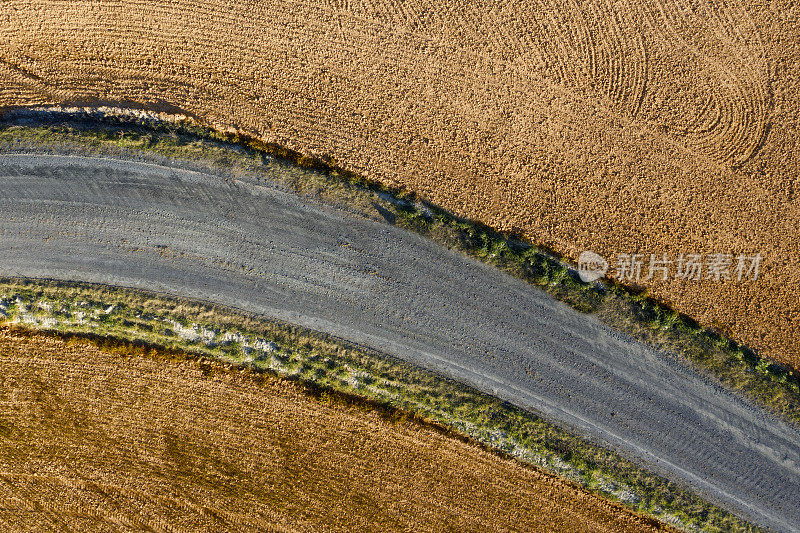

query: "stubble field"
(0, 326), (671, 532)
(0, 0), (798, 366)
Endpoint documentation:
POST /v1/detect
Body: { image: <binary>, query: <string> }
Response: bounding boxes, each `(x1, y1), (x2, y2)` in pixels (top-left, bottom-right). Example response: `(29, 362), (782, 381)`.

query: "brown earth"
(0, 0), (798, 366)
(0, 326), (671, 532)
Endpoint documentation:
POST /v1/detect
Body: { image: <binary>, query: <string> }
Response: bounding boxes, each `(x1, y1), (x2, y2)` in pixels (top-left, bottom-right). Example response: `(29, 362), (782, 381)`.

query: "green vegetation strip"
(1, 107), (797, 432)
(0, 277), (757, 532)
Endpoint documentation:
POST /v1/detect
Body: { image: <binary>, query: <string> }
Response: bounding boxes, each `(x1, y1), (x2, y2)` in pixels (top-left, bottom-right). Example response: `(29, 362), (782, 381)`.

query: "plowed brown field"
(0, 0), (798, 366)
(0, 327), (671, 532)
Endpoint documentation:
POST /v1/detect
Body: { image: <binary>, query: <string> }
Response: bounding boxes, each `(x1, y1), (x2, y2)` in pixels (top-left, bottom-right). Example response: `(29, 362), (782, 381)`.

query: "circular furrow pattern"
(633, 0), (769, 163)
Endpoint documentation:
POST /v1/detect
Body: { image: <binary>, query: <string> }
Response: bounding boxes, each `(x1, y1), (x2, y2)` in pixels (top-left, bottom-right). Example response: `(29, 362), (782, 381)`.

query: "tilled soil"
(0, 327), (671, 532)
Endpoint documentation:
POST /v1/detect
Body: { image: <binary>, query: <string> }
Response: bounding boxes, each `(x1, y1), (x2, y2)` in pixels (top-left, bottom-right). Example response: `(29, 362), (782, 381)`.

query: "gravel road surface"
(1, 154), (798, 531)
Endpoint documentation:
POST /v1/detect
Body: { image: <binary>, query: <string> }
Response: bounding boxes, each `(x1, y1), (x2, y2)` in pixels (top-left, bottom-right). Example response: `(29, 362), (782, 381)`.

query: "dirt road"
(0, 154), (798, 531)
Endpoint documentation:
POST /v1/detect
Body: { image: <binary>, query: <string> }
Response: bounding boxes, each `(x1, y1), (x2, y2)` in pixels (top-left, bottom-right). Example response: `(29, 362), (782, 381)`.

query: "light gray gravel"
(1, 154), (798, 531)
